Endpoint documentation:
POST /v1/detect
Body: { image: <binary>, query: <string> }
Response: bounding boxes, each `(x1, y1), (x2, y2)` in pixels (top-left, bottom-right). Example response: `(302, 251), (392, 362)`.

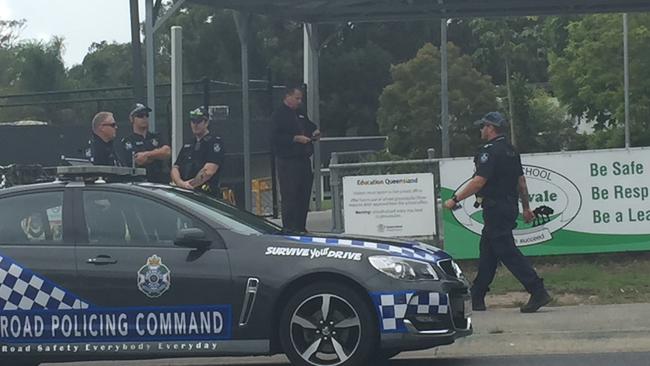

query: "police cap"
(129, 103), (152, 118)
(474, 111), (508, 128)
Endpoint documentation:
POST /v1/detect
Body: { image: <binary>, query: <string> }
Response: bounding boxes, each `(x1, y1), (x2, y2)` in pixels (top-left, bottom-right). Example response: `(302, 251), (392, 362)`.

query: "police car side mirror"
(174, 228), (211, 249)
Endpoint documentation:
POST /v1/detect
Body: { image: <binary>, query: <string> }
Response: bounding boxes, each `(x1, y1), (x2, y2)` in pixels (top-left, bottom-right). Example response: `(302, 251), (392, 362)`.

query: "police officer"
(86, 111), (122, 166)
(271, 86), (320, 233)
(120, 104), (171, 183)
(444, 112), (551, 313)
(170, 107), (224, 197)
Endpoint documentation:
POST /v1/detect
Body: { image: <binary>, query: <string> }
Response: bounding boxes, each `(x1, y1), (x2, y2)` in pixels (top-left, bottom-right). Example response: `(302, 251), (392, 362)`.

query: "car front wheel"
(279, 282), (377, 366)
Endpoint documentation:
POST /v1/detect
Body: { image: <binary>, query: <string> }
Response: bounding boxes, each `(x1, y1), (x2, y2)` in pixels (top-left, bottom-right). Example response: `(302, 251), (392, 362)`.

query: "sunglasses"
(134, 113), (149, 118)
(101, 123), (117, 128)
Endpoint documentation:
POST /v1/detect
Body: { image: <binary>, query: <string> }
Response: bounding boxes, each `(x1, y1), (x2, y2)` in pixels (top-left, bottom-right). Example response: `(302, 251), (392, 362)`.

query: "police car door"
(72, 187), (234, 354)
(0, 188), (83, 349)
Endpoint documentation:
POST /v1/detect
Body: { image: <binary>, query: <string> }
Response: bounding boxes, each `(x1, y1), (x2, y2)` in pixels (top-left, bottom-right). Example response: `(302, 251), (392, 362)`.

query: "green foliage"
(0, 19), (25, 48)
(321, 41), (392, 136)
(68, 41), (134, 88)
(549, 13), (650, 146)
(469, 17), (549, 84)
(378, 43), (497, 158)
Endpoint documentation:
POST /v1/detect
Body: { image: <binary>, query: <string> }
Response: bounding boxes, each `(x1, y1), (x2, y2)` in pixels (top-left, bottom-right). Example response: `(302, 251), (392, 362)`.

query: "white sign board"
(343, 173), (436, 237)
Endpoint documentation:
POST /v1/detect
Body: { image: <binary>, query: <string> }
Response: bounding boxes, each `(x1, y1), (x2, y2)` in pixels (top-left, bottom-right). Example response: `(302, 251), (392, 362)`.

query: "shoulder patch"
(124, 141), (133, 150)
(151, 138), (159, 147)
(479, 152), (489, 164)
(213, 143), (222, 153)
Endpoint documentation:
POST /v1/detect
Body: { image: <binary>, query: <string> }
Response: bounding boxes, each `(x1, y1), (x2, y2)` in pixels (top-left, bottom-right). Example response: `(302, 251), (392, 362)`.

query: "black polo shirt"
(174, 133), (224, 195)
(86, 133), (122, 166)
(271, 104), (317, 159)
(474, 135), (523, 200)
(120, 131), (169, 184)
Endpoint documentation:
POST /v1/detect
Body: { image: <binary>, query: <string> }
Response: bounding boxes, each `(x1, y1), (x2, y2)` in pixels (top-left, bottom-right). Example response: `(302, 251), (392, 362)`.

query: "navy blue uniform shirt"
(174, 133), (224, 194)
(271, 104), (317, 159)
(86, 133), (122, 166)
(120, 131), (169, 184)
(474, 135), (523, 200)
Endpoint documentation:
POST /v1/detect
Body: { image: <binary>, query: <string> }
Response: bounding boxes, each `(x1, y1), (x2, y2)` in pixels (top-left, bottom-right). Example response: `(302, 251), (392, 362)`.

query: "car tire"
(279, 281), (377, 366)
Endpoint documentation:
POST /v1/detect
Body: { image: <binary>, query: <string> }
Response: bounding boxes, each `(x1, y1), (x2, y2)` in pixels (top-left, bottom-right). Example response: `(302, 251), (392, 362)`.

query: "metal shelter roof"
(189, 0), (650, 23)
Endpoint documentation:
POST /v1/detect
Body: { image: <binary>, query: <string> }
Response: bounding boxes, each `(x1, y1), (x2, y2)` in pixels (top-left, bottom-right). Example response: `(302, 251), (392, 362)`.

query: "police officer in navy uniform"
(171, 107), (224, 197)
(120, 104), (171, 183)
(86, 111), (122, 166)
(271, 86), (320, 232)
(444, 112), (551, 313)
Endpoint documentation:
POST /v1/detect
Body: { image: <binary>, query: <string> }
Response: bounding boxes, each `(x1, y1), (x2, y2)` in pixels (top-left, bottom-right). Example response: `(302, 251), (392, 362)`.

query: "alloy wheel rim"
(290, 293), (362, 366)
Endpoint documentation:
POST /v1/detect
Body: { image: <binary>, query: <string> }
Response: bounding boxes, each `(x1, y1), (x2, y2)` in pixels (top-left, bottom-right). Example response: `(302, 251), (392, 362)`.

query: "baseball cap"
(474, 111), (508, 128)
(189, 106), (208, 121)
(129, 103), (152, 118)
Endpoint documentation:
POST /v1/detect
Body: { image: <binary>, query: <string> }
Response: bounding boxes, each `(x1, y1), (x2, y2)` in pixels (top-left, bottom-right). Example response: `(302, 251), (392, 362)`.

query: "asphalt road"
(44, 351), (650, 366)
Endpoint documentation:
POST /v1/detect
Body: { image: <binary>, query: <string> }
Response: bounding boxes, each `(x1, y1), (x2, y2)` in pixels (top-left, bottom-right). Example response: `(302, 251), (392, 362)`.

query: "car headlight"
(451, 260), (464, 278)
(368, 256), (439, 281)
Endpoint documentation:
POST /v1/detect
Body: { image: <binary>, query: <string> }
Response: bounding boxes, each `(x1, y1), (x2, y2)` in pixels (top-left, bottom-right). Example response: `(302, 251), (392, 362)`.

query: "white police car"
(0, 167), (471, 366)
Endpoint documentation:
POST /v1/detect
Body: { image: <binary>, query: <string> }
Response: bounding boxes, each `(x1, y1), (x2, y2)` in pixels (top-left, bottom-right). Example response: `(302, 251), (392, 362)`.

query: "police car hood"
(277, 233), (452, 264)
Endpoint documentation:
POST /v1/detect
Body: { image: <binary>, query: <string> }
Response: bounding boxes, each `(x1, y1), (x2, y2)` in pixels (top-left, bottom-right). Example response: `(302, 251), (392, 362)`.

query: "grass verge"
(457, 251), (650, 307)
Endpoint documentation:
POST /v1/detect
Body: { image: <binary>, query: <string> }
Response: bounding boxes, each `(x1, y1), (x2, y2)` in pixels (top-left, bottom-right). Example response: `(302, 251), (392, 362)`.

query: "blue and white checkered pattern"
(371, 291), (449, 333)
(0, 254), (90, 311)
(285, 236), (442, 263)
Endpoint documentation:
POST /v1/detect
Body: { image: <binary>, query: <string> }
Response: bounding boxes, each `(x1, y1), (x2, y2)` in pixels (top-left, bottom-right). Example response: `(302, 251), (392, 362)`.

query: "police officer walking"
(120, 104), (171, 183)
(87, 111), (122, 166)
(444, 112), (551, 313)
(171, 107), (224, 197)
(271, 86), (320, 233)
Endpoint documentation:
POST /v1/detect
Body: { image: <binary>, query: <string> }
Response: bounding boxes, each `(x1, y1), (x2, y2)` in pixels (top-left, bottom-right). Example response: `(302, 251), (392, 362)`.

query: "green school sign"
(440, 147), (650, 260)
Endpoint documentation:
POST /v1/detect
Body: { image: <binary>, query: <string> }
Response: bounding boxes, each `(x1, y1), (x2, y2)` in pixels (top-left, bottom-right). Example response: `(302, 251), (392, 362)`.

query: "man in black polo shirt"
(86, 111), (122, 166)
(271, 86), (320, 232)
(444, 111), (551, 313)
(171, 107), (224, 197)
(119, 104), (171, 183)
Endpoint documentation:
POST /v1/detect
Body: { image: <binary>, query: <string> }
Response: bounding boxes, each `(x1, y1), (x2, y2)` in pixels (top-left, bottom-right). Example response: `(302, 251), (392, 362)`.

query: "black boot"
(520, 288), (551, 313)
(471, 287), (486, 311)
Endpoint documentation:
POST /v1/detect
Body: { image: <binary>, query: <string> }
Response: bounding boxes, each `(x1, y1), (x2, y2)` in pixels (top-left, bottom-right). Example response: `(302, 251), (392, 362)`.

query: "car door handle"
(87, 255), (118, 265)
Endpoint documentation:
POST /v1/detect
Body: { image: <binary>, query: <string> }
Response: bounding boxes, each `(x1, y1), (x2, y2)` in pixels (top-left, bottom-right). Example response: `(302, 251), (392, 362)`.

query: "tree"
(470, 17), (548, 146)
(68, 41), (134, 88)
(549, 13), (650, 146)
(0, 19), (25, 49)
(377, 43), (497, 158)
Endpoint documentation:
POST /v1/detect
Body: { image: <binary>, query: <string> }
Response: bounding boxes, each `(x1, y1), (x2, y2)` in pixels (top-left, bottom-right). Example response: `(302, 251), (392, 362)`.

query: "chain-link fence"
(328, 149), (443, 245)
(0, 79), (285, 216)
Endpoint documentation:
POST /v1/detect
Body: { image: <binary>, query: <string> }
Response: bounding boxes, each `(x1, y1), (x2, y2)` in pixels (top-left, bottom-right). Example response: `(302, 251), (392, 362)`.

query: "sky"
(0, 0), (146, 68)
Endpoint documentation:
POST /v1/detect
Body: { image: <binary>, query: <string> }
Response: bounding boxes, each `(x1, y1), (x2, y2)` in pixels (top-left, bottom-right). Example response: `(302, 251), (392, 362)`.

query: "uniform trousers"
(473, 199), (544, 295)
(277, 157), (313, 232)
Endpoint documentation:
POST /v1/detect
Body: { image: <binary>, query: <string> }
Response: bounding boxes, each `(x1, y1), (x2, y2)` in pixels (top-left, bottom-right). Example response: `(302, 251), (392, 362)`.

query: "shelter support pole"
(441, 18), (450, 158)
(624, 13), (630, 148)
(171, 26), (183, 164)
(145, 0), (157, 131)
(235, 12), (253, 212)
(304, 23), (323, 211)
(129, 0), (145, 103)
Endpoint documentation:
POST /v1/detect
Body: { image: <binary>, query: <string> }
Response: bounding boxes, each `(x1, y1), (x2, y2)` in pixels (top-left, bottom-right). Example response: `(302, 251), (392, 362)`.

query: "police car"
(0, 167), (471, 366)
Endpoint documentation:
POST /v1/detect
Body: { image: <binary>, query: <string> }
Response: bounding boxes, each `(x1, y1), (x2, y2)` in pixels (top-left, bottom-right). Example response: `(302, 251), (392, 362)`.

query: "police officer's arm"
(136, 145), (171, 166)
(444, 147), (494, 209)
(187, 139), (224, 188)
(443, 176), (487, 209)
(171, 150), (193, 190)
(188, 163), (219, 188)
(272, 109), (311, 145)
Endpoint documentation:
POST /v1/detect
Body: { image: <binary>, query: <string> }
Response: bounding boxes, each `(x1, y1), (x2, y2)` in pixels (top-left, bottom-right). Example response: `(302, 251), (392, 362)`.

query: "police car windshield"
(151, 187), (284, 235)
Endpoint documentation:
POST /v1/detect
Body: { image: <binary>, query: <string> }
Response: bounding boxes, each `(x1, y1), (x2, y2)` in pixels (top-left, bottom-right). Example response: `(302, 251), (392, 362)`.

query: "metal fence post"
(330, 152), (343, 233)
